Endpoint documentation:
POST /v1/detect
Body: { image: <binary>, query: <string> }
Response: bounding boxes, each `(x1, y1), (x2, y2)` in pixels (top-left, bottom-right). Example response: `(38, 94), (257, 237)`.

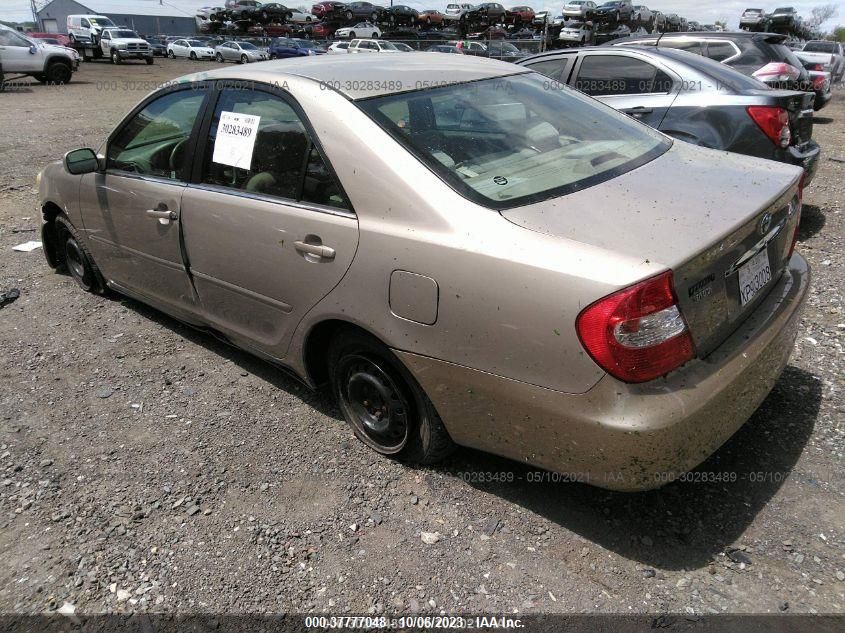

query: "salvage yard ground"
(0, 59), (844, 614)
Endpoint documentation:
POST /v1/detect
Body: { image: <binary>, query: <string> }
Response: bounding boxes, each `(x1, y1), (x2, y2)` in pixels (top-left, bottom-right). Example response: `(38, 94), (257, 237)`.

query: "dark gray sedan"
(517, 45), (820, 184)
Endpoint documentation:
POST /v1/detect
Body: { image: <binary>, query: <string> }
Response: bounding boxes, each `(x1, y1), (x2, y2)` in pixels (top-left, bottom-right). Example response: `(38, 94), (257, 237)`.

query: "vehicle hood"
(111, 37), (149, 45)
(499, 140), (800, 269)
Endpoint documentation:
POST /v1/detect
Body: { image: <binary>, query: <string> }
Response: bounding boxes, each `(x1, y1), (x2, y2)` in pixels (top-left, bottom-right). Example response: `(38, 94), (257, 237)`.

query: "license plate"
(738, 248), (772, 306)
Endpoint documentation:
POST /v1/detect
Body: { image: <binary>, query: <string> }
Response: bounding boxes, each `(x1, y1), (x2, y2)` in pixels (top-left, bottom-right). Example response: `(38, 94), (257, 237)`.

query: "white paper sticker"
(13, 240), (42, 252)
(212, 111), (261, 170)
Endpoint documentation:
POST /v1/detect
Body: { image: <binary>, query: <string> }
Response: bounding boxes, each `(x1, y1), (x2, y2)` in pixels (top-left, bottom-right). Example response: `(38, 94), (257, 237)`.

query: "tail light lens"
(812, 74), (828, 90)
(576, 271), (694, 383)
(811, 63), (824, 71)
(747, 106), (791, 148)
(752, 62), (801, 83)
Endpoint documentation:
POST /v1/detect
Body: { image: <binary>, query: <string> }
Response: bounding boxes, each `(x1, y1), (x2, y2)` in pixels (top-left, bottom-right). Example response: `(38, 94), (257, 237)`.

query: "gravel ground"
(0, 59), (844, 616)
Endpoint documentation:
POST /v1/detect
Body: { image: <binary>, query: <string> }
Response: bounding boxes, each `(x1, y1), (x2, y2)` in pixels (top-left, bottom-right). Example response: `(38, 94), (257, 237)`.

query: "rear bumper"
(784, 140), (821, 186)
(397, 254), (810, 491)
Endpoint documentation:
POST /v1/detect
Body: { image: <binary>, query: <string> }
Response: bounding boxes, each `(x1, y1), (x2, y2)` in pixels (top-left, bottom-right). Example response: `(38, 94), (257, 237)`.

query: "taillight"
(812, 74), (828, 90)
(747, 106), (791, 148)
(752, 62), (801, 83)
(811, 63), (824, 71)
(576, 271), (695, 383)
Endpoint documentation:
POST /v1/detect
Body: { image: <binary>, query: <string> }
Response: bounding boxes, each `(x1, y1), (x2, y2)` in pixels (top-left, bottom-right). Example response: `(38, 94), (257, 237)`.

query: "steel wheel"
(56, 216), (104, 294)
(336, 354), (411, 454)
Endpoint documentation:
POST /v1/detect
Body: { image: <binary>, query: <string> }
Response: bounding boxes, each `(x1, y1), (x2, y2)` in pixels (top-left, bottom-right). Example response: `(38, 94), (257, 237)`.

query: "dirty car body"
(38, 55), (809, 490)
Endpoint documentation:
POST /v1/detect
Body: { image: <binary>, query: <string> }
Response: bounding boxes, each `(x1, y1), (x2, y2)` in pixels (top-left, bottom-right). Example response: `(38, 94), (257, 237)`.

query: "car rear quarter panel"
(285, 80), (661, 395)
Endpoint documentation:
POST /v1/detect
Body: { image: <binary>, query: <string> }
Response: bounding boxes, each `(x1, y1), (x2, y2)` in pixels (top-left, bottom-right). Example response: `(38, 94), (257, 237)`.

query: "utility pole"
(30, 0), (39, 28)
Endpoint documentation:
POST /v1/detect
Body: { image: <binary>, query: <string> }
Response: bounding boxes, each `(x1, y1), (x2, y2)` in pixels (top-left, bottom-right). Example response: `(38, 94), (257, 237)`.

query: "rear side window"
(201, 88), (347, 209)
(523, 58), (571, 82)
(657, 39), (702, 55)
(575, 55), (673, 96)
(705, 41), (739, 62)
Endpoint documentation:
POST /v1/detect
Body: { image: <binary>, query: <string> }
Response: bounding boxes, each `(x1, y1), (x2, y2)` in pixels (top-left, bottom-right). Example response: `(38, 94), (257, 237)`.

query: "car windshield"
(379, 41), (398, 50)
(358, 73), (670, 209)
(492, 42), (519, 51)
(744, 9), (763, 14)
(773, 7), (792, 12)
(240, 42), (258, 49)
(112, 30), (139, 38)
(89, 18), (115, 26)
(567, 21), (586, 27)
(804, 41), (835, 53)
(295, 39), (317, 47)
(188, 40), (205, 46)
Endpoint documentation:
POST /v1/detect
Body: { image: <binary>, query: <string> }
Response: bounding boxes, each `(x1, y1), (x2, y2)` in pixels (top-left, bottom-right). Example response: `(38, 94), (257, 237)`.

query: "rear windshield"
(803, 41), (835, 53)
(240, 42), (258, 49)
(358, 73), (670, 209)
(188, 40), (205, 46)
(658, 48), (770, 91)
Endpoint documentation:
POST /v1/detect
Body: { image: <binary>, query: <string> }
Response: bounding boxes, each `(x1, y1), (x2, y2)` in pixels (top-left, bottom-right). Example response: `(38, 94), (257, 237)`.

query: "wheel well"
(41, 202), (64, 268)
(303, 320), (376, 387)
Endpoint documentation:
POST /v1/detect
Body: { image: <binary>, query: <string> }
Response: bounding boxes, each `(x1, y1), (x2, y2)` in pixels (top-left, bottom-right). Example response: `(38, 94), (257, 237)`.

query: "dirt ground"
(0, 58), (844, 616)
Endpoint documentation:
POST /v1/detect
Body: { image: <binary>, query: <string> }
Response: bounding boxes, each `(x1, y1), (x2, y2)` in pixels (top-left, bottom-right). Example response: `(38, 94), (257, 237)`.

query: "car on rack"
(383, 5), (419, 25)
(98, 28), (154, 65)
(518, 45), (819, 182)
(310, 21), (338, 38)
(594, 0), (633, 23)
(312, 1), (347, 18)
(215, 40), (269, 63)
(39, 54), (811, 492)
(335, 22), (382, 38)
(557, 20), (593, 45)
(462, 3), (508, 24)
(769, 7), (798, 30)
(167, 39), (216, 60)
(418, 9), (445, 25)
(0, 24), (78, 84)
(563, 1), (597, 19)
(632, 5), (652, 26)
(256, 3), (294, 22)
(739, 8), (769, 31)
(343, 1), (385, 21)
(444, 3), (474, 20)
(66, 14), (116, 44)
(651, 10), (665, 32)
(507, 6), (536, 24)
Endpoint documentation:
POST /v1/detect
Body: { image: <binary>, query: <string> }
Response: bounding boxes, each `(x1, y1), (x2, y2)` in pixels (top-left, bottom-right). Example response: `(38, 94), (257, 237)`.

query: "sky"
(1, 0), (841, 31)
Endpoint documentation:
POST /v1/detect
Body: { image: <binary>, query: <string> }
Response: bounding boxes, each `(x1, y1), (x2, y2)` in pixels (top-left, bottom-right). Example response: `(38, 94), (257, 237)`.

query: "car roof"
(177, 52), (524, 99)
(614, 30), (787, 43)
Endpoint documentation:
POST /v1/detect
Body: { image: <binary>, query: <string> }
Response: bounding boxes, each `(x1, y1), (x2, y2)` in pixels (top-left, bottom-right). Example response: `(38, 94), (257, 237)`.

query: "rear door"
(569, 51), (679, 128)
(179, 84), (359, 357)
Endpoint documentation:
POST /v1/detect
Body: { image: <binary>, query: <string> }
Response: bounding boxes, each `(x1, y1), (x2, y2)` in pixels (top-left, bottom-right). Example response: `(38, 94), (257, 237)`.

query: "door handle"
(625, 107), (653, 116)
(146, 207), (177, 224)
(294, 240), (336, 260)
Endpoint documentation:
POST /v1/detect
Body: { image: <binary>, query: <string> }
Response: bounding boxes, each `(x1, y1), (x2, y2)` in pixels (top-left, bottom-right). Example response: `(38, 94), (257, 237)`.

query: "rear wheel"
(216, 52), (224, 62)
(349, 30), (356, 38)
(45, 61), (72, 84)
(328, 329), (455, 464)
(55, 216), (106, 295)
(372, 32), (378, 38)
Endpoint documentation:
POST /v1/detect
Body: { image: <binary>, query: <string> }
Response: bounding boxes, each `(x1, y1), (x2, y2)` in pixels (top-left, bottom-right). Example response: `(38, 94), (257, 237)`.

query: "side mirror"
(65, 148), (100, 175)
(29, 44), (37, 54)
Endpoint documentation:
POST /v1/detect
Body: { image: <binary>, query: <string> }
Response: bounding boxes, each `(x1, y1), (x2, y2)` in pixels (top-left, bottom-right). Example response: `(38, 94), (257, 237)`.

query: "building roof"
(40, 0), (196, 18)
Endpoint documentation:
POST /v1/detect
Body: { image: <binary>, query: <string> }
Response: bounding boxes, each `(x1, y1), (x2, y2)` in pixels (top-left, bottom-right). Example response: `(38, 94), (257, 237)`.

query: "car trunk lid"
(500, 141), (802, 358)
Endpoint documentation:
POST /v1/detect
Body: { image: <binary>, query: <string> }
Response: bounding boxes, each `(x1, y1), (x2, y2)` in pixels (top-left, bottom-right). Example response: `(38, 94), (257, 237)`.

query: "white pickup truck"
(0, 23), (79, 84)
(97, 28), (154, 64)
(795, 40), (844, 83)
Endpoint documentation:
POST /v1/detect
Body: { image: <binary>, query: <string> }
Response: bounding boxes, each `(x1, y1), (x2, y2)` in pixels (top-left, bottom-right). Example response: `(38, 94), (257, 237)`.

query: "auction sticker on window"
(212, 111), (261, 170)
(738, 248), (772, 306)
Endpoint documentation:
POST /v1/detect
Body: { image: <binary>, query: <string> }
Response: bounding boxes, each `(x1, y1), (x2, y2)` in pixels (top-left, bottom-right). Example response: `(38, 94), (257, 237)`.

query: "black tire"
(349, 31), (356, 38)
(306, 16), (312, 22)
(55, 215), (106, 294)
(269, 52), (276, 59)
(111, 49), (120, 64)
(145, 57), (154, 65)
(328, 328), (455, 464)
(372, 32), (378, 38)
(372, 12), (378, 21)
(345, 10), (353, 20)
(190, 51), (197, 60)
(216, 52), (224, 62)
(241, 53), (248, 63)
(168, 49), (175, 58)
(44, 61), (72, 84)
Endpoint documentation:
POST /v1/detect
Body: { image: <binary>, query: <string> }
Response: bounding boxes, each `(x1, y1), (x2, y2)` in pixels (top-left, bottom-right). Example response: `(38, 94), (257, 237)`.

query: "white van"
(66, 15), (116, 44)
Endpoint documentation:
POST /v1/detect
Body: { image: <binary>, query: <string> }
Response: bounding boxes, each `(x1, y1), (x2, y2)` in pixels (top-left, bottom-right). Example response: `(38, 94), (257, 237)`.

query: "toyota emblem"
(758, 212), (772, 235)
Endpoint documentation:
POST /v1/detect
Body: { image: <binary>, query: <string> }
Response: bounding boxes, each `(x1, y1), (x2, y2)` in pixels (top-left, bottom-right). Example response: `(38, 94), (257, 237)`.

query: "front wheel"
(145, 57), (154, 65)
(56, 216), (106, 295)
(372, 32), (378, 38)
(241, 53), (248, 63)
(189, 51), (197, 60)
(45, 61), (72, 84)
(111, 50), (120, 64)
(329, 329), (455, 464)
(269, 52), (277, 59)
(168, 49), (175, 58)
(349, 30), (356, 38)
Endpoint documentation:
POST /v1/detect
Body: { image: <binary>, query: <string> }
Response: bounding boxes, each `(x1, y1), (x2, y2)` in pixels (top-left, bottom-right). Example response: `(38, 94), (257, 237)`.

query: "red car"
(312, 1), (347, 18)
(264, 23), (294, 36)
(310, 21), (337, 37)
(26, 31), (71, 46)
(506, 5), (535, 23)
(418, 9), (445, 25)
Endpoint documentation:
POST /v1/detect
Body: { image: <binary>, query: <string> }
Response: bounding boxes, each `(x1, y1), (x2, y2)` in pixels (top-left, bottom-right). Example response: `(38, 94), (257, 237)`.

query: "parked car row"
(739, 7), (822, 40)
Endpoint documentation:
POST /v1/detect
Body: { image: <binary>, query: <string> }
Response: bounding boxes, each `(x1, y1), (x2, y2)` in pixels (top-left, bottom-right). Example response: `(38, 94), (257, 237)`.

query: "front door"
(79, 86), (210, 313)
(180, 85), (359, 357)
(0, 29), (42, 72)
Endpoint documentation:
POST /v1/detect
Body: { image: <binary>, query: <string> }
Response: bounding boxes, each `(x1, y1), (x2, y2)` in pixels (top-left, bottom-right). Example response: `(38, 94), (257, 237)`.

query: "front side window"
(201, 89), (347, 209)
(0, 30), (31, 47)
(108, 89), (207, 180)
(358, 73), (669, 209)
